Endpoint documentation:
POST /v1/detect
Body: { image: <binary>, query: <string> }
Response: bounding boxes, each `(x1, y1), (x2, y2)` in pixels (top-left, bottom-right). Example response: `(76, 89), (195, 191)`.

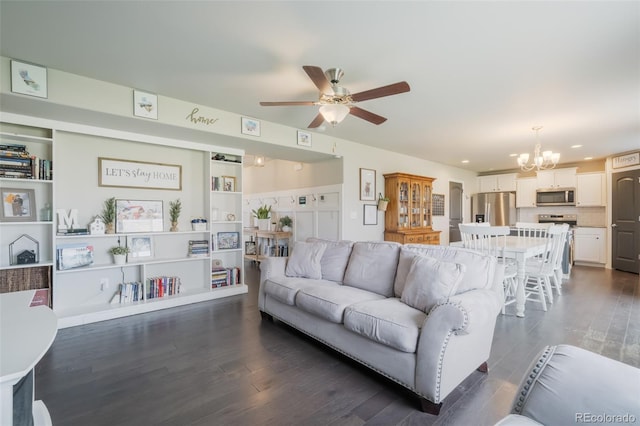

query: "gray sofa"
(258, 239), (504, 414)
(496, 344), (640, 425)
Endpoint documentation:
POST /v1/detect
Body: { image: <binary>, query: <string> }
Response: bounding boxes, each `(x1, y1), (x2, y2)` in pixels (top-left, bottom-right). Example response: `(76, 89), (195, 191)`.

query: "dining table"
(452, 236), (549, 317)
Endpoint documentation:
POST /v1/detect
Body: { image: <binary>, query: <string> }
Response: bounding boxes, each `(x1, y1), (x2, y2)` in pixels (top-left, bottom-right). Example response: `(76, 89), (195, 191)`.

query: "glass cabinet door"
(410, 181), (421, 228)
(397, 179), (410, 228)
(422, 182), (432, 227)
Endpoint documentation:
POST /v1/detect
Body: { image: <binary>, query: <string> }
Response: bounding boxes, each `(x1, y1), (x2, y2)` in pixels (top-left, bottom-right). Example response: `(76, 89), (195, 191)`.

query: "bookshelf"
(244, 230), (292, 263)
(1, 114), (248, 328)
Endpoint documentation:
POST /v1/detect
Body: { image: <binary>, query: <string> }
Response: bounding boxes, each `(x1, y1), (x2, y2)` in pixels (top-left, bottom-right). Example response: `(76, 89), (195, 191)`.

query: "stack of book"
(188, 239), (210, 258)
(211, 266), (241, 288)
(146, 276), (180, 299)
(56, 243), (94, 270)
(0, 143), (52, 180)
(117, 282), (145, 303)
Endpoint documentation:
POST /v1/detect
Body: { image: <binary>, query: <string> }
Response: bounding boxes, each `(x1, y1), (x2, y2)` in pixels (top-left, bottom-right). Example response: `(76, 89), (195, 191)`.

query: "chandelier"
(517, 126), (560, 171)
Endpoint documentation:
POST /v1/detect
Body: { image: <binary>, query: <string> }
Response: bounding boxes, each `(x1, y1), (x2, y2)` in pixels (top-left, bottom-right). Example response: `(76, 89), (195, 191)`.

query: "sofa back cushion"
(394, 245), (496, 296)
(285, 241), (327, 280)
(306, 238), (354, 283)
(400, 254), (466, 312)
(343, 241), (401, 297)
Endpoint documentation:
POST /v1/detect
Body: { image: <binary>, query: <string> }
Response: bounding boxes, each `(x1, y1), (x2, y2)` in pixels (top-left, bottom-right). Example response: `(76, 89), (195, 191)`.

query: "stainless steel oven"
(538, 214), (577, 276)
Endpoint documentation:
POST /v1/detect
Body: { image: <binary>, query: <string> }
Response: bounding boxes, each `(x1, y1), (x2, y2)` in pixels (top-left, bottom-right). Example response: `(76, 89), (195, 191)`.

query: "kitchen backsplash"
(518, 206), (606, 227)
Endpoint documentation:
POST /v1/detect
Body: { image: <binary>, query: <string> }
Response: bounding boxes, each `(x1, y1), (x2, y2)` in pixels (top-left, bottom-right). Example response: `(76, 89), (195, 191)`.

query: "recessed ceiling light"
(584, 157), (593, 160)
(509, 153), (518, 157)
(571, 144), (583, 148)
(461, 160), (469, 164)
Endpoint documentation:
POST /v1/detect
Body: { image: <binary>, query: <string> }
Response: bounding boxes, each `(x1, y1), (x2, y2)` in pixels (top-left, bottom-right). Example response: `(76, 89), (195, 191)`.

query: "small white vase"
(282, 225), (291, 232)
(113, 254), (126, 265)
(257, 218), (270, 231)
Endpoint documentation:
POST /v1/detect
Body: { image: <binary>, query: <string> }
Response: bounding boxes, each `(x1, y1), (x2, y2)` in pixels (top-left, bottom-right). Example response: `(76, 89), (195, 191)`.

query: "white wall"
(243, 158), (342, 194)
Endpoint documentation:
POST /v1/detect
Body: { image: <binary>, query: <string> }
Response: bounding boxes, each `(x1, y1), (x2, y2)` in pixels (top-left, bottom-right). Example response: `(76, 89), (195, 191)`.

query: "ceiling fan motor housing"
(324, 68), (344, 85)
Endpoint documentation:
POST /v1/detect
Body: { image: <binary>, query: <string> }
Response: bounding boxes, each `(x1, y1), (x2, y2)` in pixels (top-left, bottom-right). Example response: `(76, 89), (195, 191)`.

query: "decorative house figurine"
(89, 216), (106, 235)
(9, 234), (39, 265)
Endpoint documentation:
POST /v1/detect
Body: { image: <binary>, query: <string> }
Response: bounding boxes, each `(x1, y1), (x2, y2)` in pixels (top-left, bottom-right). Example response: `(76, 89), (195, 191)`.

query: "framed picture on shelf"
(241, 117), (261, 136)
(363, 204), (378, 225)
(115, 199), (163, 233)
(359, 168), (376, 201)
(217, 232), (240, 250)
(222, 176), (236, 192)
(297, 130), (312, 147)
(11, 60), (48, 98)
(0, 188), (37, 222)
(133, 90), (158, 120)
(127, 235), (153, 260)
(245, 240), (257, 255)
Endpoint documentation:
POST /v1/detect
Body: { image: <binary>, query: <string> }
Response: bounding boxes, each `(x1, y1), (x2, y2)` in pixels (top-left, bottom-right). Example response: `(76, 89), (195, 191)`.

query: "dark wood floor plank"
(35, 264), (638, 425)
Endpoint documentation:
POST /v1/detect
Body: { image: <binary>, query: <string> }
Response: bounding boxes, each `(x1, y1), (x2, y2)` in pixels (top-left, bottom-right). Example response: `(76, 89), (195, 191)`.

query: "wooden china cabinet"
(383, 172), (441, 245)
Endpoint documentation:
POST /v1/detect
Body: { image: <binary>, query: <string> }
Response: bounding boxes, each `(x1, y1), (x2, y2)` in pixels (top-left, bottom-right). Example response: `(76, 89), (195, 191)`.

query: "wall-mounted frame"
(127, 235), (154, 260)
(217, 231), (240, 250)
(222, 176), (236, 192)
(116, 199), (164, 233)
(359, 168), (376, 201)
(363, 204), (377, 225)
(99, 157), (182, 190)
(241, 117), (261, 136)
(11, 60), (47, 98)
(1, 188), (37, 222)
(297, 130), (312, 147)
(432, 193), (445, 216)
(133, 90), (158, 120)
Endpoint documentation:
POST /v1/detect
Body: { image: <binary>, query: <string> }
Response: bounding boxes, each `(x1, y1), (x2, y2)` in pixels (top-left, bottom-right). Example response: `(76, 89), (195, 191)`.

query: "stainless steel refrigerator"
(471, 192), (516, 226)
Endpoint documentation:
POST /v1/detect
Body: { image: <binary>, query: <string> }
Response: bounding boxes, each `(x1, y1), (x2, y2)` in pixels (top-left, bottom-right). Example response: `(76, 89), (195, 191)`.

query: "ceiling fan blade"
(349, 106), (387, 125)
(303, 65), (332, 94)
(308, 113), (325, 128)
(260, 101), (316, 106)
(350, 81), (410, 102)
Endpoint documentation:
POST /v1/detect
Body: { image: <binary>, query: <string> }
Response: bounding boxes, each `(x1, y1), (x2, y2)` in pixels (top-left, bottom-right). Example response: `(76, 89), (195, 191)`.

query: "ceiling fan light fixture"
(319, 104), (350, 126)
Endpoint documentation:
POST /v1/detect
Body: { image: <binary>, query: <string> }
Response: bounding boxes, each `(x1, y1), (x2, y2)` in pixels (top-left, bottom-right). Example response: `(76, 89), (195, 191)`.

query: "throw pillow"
(285, 241), (327, 280)
(400, 254), (466, 312)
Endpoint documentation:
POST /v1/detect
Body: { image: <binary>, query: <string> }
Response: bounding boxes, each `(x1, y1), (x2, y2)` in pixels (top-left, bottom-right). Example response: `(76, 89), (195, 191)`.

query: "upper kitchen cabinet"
(478, 173), (517, 193)
(516, 177), (537, 208)
(576, 172), (606, 207)
(536, 167), (577, 189)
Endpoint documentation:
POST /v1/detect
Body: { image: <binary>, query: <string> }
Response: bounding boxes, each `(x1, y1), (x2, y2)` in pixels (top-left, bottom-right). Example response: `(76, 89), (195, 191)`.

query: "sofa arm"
(510, 344), (640, 425)
(415, 288), (502, 402)
(258, 257), (288, 310)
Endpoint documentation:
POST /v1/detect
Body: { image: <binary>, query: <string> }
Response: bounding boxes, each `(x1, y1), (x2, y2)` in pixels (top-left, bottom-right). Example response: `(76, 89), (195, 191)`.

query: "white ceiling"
(1, 1), (638, 173)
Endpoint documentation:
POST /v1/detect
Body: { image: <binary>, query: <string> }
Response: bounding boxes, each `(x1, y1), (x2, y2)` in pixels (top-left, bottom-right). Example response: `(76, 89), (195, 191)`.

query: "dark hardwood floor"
(35, 264), (639, 426)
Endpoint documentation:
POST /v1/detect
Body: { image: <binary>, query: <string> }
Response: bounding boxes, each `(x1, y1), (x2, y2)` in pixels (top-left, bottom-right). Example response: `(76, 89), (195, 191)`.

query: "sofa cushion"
(395, 245), (496, 296)
(400, 254), (466, 312)
(264, 277), (339, 306)
(285, 241), (327, 280)
(296, 285), (385, 324)
(342, 241), (401, 297)
(344, 298), (426, 353)
(306, 238), (354, 283)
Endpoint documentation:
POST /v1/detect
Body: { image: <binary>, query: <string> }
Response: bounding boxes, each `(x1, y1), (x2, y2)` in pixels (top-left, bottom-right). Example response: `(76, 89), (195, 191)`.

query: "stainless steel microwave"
(536, 188), (576, 206)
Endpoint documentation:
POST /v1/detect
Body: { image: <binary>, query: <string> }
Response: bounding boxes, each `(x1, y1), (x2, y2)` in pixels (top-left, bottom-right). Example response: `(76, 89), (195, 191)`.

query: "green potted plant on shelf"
(100, 197), (116, 234)
(169, 199), (182, 231)
(377, 193), (390, 211)
(252, 205), (271, 231)
(108, 244), (130, 265)
(279, 215), (293, 232)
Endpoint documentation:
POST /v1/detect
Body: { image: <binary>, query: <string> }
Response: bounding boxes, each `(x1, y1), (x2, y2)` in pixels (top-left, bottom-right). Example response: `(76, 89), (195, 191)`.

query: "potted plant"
(377, 194), (390, 211)
(279, 215), (293, 232)
(108, 245), (130, 265)
(169, 199), (182, 231)
(100, 197), (116, 234)
(252, 205), (271, 231)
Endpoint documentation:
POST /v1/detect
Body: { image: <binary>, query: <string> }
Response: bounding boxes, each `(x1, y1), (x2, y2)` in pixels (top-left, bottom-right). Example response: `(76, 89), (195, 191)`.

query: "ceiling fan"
(260, 65), (410, 128)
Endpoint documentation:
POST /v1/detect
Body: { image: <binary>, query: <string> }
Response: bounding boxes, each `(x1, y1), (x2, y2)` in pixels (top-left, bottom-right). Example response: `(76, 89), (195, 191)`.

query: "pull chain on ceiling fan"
(260, 65), (410, 128)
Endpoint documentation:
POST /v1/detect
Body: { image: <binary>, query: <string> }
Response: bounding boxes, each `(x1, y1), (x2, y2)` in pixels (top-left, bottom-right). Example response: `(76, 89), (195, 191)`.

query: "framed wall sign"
(133, 90), (158, 120)
(359, 168), (376, 201)
(363, 204), (377, 225)
(99, 158), (182, 190)
(11, 60), (48, 98)
(612, 152), (639, 169)
(297, 130), (312, 147)
(1, 188), (36, 222)
(116, 199), (164, 233)
(241, 117), (261, 136)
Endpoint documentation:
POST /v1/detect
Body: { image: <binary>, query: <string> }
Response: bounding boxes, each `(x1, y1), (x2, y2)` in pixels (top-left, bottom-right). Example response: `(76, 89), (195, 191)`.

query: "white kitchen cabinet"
(536, 168), (577, 189)
(516, 178), (537, 208)
(478, 173), (517, 193)
(573, 227), (606, 264)
(576, 172), (605, 207)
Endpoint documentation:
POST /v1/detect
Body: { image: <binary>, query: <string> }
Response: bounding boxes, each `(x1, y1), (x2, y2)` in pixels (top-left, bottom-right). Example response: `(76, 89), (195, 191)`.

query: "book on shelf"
(188, 239), (210, 258)
(57, 228), (89, 236)
(56, 243), (94, 270)
(29, 288), (50, 307)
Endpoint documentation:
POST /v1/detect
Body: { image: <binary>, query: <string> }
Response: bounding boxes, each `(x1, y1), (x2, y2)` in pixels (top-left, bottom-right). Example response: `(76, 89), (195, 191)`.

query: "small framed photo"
(363, 204), (378, 225)
(245, 240), (257, 255)
(1, 188), (37, 222)
(133, 90), (158, 120)
(11, 60), (47, 98)
(297, 130), (312, 147)
(222, 176), (236, 192)
(127, 235), (154, 260)
(241, 117), (261, 136)
(217, 232), (240, 250)
(116, 199), (164, 233)
(359, 168), (376, 201)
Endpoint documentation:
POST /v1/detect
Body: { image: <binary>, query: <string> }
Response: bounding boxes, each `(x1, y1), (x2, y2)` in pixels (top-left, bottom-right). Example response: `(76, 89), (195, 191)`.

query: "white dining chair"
(458, 224), (517, 314)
